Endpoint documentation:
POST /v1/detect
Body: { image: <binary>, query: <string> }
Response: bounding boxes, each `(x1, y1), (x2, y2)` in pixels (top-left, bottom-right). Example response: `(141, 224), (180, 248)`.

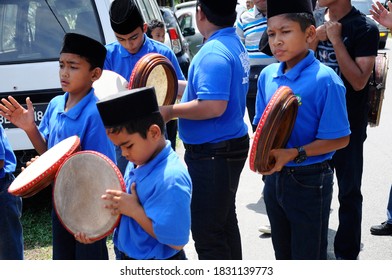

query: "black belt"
(120, 249), (185, 260)
(282, 161), (330, 173)
(183, 134), (249, 152)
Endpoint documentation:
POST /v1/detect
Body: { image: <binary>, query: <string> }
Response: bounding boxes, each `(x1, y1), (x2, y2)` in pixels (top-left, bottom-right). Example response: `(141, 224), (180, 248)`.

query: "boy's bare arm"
(324, 21), (375, 91)
(176, 80), (187, 99)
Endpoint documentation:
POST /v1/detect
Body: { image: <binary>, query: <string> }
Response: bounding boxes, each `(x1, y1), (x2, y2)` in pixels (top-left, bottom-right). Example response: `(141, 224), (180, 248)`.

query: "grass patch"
(21, 191), (114, 260)
(21, 199), (52, 260)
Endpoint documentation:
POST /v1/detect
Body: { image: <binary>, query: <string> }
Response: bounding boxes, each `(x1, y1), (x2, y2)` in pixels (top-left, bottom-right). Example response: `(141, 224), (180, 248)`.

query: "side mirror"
(183, 27), (196, 36)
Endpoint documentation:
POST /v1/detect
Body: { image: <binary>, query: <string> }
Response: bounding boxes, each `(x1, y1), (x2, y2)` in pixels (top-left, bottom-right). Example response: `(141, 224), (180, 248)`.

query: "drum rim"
(8, 135), (81, 197)
(128, 53), (178, 105)
(249, 86), (298, 173)
(53, 150), (126, 241)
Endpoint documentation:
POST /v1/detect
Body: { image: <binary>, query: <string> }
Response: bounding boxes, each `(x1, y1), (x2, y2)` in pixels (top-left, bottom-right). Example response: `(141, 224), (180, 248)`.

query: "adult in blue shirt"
(160, 0), (250, 260)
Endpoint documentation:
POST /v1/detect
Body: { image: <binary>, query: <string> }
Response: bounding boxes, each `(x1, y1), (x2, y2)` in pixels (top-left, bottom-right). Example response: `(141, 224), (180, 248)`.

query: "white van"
(0, 0), (168, 174)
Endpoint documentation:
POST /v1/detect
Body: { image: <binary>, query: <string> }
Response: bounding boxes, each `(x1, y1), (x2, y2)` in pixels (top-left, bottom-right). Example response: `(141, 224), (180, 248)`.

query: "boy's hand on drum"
(0, 96), (36, 131)
(74, 232), (95, 244)
(260, 148), (296, 175)
(21, 155), (40, 172)
(102, 182), (142, 218)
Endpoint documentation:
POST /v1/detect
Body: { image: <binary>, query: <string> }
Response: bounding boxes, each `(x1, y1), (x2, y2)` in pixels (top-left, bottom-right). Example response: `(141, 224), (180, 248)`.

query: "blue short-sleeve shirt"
(0, 124), (16, 177)
(254, 50), (350, 166)
(38, 89), (115, 161)
(178, 27), (250, 144)
(114, 141), (192, 260)
(104, 35), (185, 82)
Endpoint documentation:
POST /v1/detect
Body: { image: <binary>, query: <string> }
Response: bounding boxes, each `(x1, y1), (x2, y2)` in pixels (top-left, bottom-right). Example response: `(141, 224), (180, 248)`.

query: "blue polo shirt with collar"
(254, 50), (350, 166)
(0, 125), (16, 177)
(179, 27), (249, 144)
(39, 89), (115, 161)
(104, 34), (185, 82)
(114, 141), (192, 260)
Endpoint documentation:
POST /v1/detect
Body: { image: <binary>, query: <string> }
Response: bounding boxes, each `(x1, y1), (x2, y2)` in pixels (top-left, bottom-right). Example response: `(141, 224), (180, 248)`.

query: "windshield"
(0, 0), (103, 64)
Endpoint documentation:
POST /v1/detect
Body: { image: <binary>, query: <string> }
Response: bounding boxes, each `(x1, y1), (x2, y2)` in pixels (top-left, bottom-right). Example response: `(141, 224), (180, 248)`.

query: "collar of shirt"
(253, 7), (266, 18)
(57, 88), (96, 120)
(126, 141), (172, 185)
(207, 27), (236, 43)
(275, 50), (316, 81)
(118, 34), (152, 58)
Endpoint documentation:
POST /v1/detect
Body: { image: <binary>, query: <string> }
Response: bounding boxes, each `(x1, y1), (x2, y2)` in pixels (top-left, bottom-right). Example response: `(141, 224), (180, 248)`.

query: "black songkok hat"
(198, 0), (237, 27)
(110, 0), (145, 35)
(96, 87), (159, 127)
(267, 0), (313, 18)
(259, 0), (313, 56)
(60, 33), (106, 69)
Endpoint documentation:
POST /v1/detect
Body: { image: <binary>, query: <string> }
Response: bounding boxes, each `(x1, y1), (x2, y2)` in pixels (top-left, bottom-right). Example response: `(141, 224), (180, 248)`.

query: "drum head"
(53, 151), (126, 241)
(93, 70), (128, 100)
(8, 135), (81, 198)
(249, 86), (298, 173)
(129, 53), (178, 105)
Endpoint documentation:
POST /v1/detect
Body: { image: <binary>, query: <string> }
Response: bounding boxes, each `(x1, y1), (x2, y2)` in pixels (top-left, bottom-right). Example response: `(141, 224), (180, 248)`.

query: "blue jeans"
(0, 173), (24, 260)
(263, 161), (333, 260)
(386, 185), (392, 224)
(330, 123), (367, 260)
(52, 208), (108, 260)
(184, 135), (249, 260)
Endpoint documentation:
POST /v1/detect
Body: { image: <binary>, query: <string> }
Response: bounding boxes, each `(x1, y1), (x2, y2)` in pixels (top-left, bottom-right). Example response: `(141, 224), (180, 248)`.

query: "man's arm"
(325, 21), (375, 91)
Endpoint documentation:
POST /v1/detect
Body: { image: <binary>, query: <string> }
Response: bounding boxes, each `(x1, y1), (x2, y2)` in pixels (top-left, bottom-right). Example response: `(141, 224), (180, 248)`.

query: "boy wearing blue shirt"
(106, 0), (186, 173)
(255, 0), (350, 259)
(81, 87), (192, 260)
(0, 33), (115, 260)
(0, 124), (23, 260)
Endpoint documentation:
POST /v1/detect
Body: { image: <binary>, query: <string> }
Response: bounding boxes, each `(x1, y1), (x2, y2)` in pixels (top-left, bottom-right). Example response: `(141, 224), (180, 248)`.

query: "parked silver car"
(175, 1), (204, 57)
(160, 6), (191, 78)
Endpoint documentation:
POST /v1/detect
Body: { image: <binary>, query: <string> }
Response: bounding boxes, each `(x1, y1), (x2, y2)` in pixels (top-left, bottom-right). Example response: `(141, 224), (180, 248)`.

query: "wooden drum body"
(368, 52), (389, 127)
(8, 135), (81, 198)
(53, 151), (126, 241)
(129, 53), (178, 105)
(249, 86), (298, 173)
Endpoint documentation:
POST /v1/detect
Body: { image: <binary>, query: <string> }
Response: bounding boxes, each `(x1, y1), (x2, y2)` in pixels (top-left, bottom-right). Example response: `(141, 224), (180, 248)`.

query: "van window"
(0, 0), (103, 65)
(137, 0), (161, 23)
